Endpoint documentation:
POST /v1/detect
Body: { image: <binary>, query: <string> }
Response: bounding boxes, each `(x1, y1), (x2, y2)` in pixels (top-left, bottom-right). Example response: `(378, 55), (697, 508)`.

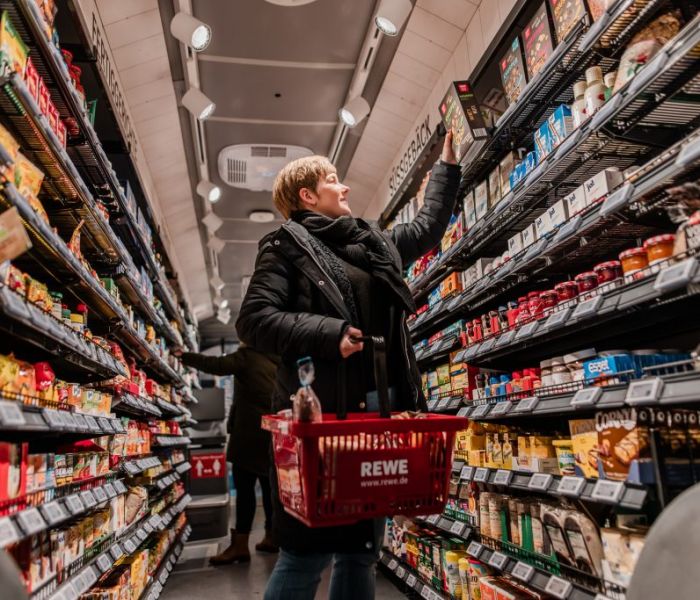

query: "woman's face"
(301, 170), (352, 218)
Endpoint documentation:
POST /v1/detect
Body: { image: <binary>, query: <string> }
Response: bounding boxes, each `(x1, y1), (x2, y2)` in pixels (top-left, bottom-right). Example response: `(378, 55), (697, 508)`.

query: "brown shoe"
(209, 530), (251, 565)
(255, 531), (279, 554)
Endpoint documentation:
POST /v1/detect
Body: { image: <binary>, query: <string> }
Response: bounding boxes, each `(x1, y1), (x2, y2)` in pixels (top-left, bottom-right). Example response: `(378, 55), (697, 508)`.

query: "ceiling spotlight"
(375, 0), (412, 36)
(216, 308), (231, 324)
(249, 210), (275, 223)
(201, 212), (223, 232)
(339, 96), (370, 128)
(197, 180), (221, 203)
(170, 12), (212, 51)
(209, 275), (225, 291)
(207, 236), (226, 254)
(213, 296), (228, 308)
(182, 87), (215, 120)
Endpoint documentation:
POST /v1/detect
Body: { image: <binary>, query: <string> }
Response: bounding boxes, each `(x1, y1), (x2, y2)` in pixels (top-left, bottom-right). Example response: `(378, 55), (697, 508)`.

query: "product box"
(548, 104), (574, 146)
(535, 211), (553, 238)
(499, 152), (519, 195)
(509, 162), (527, 190)
(464, 191), (477, 229)
(595, 408), (652, 482)
(548, 0), (588, 43)
(440, 272), (462, 298)
(508, 232), (523, 256)
(521, 223), (537, 248)
(428, 287), (442, 308)
(534, 119), (555, 162)
(499, 37), (528, 106)
(524, 150), (538, 175)
(0, 11), (29, 75)
(569, 419), (599, 478)
(564, 185), (587, 215)
(583, 168), (624, 205)
(439, 80), (489, 163)
(546, 198), (569, 228)
(436, 364), (451, 387)
(488, 166), (501, 207)
(523, 2), (556, 79)
(475, 180), (490, 220)
(0, 441), (27, 501)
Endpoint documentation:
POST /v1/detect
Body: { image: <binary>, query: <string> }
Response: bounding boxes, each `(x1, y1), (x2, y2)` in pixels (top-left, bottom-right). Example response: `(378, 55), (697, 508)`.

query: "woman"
(236, 131), (460, 599)
(179, 344), (280, 563)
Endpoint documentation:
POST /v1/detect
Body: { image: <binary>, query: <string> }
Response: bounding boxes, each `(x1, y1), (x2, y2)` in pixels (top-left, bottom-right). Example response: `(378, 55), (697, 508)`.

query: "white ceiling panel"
(374, 88), (423, 122)
(416, 0), (479, 28)
(479, 3), (502, 53)
(399, 29), (453, 71)
(111, 33), (165, 71)
(383, 71), (436, 107)
(407, 7), (464, 50)
(104, 8), (162, 50)
(96, 0), (154, 26)
(126, 77), (174, 109)
(120, 56), (172, 91)
(466, 8), (486, 69)
(388, 51), (442, 90)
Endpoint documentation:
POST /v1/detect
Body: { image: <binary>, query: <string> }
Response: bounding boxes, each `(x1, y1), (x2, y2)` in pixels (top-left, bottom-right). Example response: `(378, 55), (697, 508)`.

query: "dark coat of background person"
(235, 162), (461, 554)
(181, 347), (279, 475)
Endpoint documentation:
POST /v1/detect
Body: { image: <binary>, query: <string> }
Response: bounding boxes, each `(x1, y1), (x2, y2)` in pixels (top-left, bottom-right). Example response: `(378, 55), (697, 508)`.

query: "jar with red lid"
(619, 247), (649, 279)
(555, 281), (578, 302)
(594, 260), (622, 285)
(506, 301), (519, 327)
(575, 272), (599, 295)
(515, 296), (531, 325)
(643, 234), (675, 266)
(540, 290), (559, 311)
(528, 291), (543, 318)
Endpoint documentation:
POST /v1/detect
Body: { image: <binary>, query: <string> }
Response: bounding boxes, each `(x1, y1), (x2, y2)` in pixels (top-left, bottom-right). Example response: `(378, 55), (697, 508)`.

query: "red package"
(24, 57), (39, 101)
(33, 362), (55, 392)
(37, 77), (50, 116)
(0, 442), (28, 503)
(48, 102), (59, 135)
(56, 119), (67, 148)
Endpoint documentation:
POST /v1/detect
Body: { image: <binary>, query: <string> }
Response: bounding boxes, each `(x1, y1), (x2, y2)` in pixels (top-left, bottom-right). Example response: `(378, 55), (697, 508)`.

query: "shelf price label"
(450, 521), (466, 536)
(571, 295), (603, 320)
(85, 416), (100, 431)
(62, 412), (77, 428)
(80, 490), (97, 509)
(511, 561), (534, 583)
(98, 417), (113, 432)
(456, 406), (471, 417)
(488, 551), (508, 570)
(437, 398), (450, 411)
(93, 487), (108, 503)
(490, 401), (512, 417)
(467, 541), (484, 558)
(515, 396), (539, 413)
(426, 514), (440, 525)
(41, 501), (68, 525)
(557, 476), (586, 497)
(110, 543), (124, 561)
(73, 413), (88, 430)
(460, 466), (474, 481)
(571, 387), (603, 408)
(96, 553), (113, 573)
(493, 469), (513, 486)
(496, 330), (515, 347)
(473, 468), (490, 483)
(471, 404), (491, 419)
(396, 566), (406, 579)
(0, 516), (20, 547)
(42, 409), (64, 429)
(515, 320), (538, 341)
(528, 473), (553, 491)
(388, 559), (398, 571)
(0, 401), (26, 426)
(103, 483), (117, 498)
(543, 307), (571, 330)
(654, 258), (698, 293)
(65, 494), (85, 515)
(545, 575), (572, 599)
(123, 539), (137, 555)
(17, 508), (46, 536)
(625, 378), (664, 406)
(591, 480), (625, 504)
(114, 480), (128, 495)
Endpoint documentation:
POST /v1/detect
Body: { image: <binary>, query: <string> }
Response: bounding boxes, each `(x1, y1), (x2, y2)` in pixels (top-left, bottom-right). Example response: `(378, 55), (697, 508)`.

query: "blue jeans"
(264, 549), (377, 600)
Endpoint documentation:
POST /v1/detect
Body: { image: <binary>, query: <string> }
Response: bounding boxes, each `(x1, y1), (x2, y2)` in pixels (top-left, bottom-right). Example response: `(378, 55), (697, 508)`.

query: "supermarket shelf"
(174, 461), (191, 474)
(411, 125), (700, 341)
(152, 436), (191, 448)
(0, 283), (126, 381)
(122, 456), (163, 477)
(0, 397), (125, 438)
(414, 335), (460, 367)
(457, 463), (648, 510)
(416, 512), (474, 543)
(451, 253), (700, 367)
(151, 472), (182, 492)
(155, 398), (186, 416)
(115, 324), (184, 386)
(409, 11), (700, 302)
(426, 393), (464, 413)
(0, 478), (128, 550)
(114, 271), (162, 330)
(0, 72), (125, 265)
(459, 364), (700, 421)
(379, 550), (448, 600)
(111, 393), (163, 419)
(139, 525), (191, 600)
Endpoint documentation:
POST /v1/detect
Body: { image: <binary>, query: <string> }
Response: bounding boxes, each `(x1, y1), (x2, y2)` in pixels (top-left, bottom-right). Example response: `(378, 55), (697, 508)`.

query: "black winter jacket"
(181, 347), (279, 475)
(236, 160), (461, 553)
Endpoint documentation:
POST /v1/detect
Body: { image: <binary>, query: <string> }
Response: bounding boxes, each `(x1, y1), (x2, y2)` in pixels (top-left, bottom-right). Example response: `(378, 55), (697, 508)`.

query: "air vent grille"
(227, 159), (247, 184)
(250, 146), (269, 157)
(268, 146), (287, 157)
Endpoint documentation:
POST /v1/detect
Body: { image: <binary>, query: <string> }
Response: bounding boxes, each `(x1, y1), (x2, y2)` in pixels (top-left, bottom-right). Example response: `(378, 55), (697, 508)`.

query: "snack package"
(0, 441), (27, 500)
(588, 0), (616, 22)
(569, 418), (599, 478)
(595, 408), (651, 481)
(15, 153), (45, 198)
(613, 11), (682, 93)
(0, 10), (29, 74)
(439, 80), (489, 162)
(564, 510), (604, 576)
(0, 122), (19, 180)
(523, 3), (556, 79)
(499, 37), (528, 105)
(548, 0), (588, 43)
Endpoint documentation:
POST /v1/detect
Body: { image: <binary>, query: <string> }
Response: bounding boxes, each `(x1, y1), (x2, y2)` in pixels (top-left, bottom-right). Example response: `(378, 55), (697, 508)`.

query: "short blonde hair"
(273, 155), (335, 219)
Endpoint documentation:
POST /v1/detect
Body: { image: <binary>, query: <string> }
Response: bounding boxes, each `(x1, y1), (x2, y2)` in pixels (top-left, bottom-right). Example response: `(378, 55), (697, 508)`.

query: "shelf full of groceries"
(381, 0), (700, 599)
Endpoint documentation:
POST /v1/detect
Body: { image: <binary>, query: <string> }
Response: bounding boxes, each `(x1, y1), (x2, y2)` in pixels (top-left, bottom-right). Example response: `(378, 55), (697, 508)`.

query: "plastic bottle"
(293, 357), (322, 423)
(604, 71), (617, 100)
(572, 80), (588, 128)
(585, 66), (606, 116)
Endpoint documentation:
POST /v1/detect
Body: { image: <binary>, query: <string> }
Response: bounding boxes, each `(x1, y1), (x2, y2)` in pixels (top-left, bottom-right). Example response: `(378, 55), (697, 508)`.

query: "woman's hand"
(339, 326), (364, 358)
(441, 129), (457, 165)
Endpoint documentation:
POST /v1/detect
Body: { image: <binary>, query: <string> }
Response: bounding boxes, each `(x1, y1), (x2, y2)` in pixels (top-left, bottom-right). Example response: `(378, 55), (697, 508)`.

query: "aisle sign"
(191, 452), (226, 479)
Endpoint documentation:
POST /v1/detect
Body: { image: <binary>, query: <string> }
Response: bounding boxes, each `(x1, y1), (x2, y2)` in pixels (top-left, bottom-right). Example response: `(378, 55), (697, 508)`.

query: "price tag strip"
(0, 401), (26, 426)
(493, 469), (513, 487)
(450, 520), (466, 537)
(528, 473), (553, 492)
(471, 404), (491, 419)
(72, 413), (88, 430)
(557, 476), (586, 497)
(488, 551), (508, 570)
(545, 575), (573, 599)
(0, 516), (20, 547)
(93, 486), (108, 503)
(456, 407), (471, 418)
(571, 294), (603, 320)
(626, 378), (664, 406)
(515, 320), (538, 341)
(511, 561), (535, 583)
(41, 501), (68, 525)
(543, 307), (571, 330)
(110, 543), (124, 561)
(467, 541), (484, 559)
(16, 507), (46, 536)
(80, 490), (98, 509)
(114, 480), (128, 494)
(653, 257), (698, 294)
(473, 468), (490, 483)
(460, 466), (474, 481)
(65, 494), (85, 515)
(42, 408), (64, 429)
(571, 387), (603, 408)
(96, 553), (113, 573)
(515, 396), (539, 413)
(490, 401), (512, 417)
(591, 479), (625, 504)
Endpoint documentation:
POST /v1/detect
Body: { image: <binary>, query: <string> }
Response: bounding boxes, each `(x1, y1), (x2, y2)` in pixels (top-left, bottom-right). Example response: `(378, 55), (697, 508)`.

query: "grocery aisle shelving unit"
(0, 1), (199, 599)
(382, 1), (700, 598)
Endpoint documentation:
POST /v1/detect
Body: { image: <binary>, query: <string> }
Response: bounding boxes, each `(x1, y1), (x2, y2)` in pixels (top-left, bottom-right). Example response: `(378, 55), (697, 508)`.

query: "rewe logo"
(360, 459), (408, 478)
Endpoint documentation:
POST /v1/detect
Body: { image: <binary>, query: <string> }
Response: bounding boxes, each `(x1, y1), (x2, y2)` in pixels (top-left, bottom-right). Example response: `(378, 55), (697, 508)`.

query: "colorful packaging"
(499, 152), (518, 195)
(438, 80), (489, 162)
(546, 198), (569, 228)
(583, 168), (623, 205)
(535, 211), (553, 239)
(523, 2), (556, 79)
(569, 419), (599, 478)
(0, 441), (27, 500)
(488, 166), (501, 207)
(499, 37), (528, 105)
(475, 180), (489, 220)
(595, 407), (652, 481)
(464, 191), (477, 229)
(15, 153), (45, 198)
(0, 11), (29, 74)
(534, 120), (554, 162)
(548, 0), (588, 43)
(548, 104), (574, 146)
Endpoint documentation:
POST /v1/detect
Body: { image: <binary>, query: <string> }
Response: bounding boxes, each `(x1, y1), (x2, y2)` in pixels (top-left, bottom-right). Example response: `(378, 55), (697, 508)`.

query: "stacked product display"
(0, 2), (197, 600)
(382, 0), (700, 599)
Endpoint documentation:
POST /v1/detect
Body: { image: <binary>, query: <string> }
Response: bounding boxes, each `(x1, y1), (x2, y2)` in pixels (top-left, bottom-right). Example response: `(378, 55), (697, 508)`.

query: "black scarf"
(292, 211), (416, 326)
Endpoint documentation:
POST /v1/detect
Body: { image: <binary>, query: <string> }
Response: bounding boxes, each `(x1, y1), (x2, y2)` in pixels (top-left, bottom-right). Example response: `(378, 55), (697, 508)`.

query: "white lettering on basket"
(360, 459), (409, 477)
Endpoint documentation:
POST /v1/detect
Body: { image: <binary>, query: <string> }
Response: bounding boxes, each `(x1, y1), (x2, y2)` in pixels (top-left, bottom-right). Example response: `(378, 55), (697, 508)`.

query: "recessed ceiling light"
(375, 0), (412, 36)
(249, 210), (275, 223)
(170, 12), (212, 51)
(339, 96), (370, 128)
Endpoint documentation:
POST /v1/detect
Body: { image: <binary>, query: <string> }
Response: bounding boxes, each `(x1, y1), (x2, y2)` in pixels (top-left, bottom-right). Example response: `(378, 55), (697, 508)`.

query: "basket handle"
(346, 335), (391, 419)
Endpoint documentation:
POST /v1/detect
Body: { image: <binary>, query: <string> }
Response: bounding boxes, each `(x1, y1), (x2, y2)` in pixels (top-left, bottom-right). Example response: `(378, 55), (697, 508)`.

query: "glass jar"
(515, 296), (531, 325)
(555, 281), (578, 302)
(575, 271), (599, 295)
(551, 357), (572, 387)
(604, 71), (617, 100)
(572, 80), (588, 128)
(540, 358), (553, 388)
(564, 348), (597, 382)
(619, 247), (649, 279)
(540, 290), (559, 313)
(528, 291), (543, 318)
(594, 260), (622, 285)
(643, 234), (676, 265)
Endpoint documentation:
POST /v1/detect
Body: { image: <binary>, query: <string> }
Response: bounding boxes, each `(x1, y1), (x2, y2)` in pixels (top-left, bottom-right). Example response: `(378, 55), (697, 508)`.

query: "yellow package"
(569, 419), (600, 478)
(529, 435), (556, 459)
(0, 122), (19, 181)
(15, 152), (44, 198)
(26, 276), (52, 312)
(517, 435), (530, 467)
(0, 11), (29, 75)
(467, 450), (484, 467)
(26, 193), (50, 224)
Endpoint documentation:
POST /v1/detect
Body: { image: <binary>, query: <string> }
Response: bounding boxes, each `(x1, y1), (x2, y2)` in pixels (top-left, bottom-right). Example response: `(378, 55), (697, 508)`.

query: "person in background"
(236, 130), (460, 599)
(178, 343), (280, 563)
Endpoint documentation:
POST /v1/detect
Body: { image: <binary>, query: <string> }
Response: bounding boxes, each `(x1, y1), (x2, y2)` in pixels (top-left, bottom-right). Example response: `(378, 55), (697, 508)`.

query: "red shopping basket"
(262, 336), (467, 527)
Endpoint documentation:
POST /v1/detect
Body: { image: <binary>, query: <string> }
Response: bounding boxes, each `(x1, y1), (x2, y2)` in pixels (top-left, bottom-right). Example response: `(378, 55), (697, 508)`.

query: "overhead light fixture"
(201, 212), (223, 233)
(207, 236), (226, 254)
(170, 12), (212, 51)
(182, 87), (215, 120)
(375, 0), (412, 36)
(339, 96), (370, 128)
(249, 210), (275, 223)
(216, 307), (231, 324)
(209, 275), (225, 291)
(213, 295), (228, 309)
(197, 180), (221, 203)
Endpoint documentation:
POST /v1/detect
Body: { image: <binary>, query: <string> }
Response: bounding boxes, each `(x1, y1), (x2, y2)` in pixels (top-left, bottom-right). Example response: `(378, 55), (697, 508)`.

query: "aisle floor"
(163, 499), (404, 599)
